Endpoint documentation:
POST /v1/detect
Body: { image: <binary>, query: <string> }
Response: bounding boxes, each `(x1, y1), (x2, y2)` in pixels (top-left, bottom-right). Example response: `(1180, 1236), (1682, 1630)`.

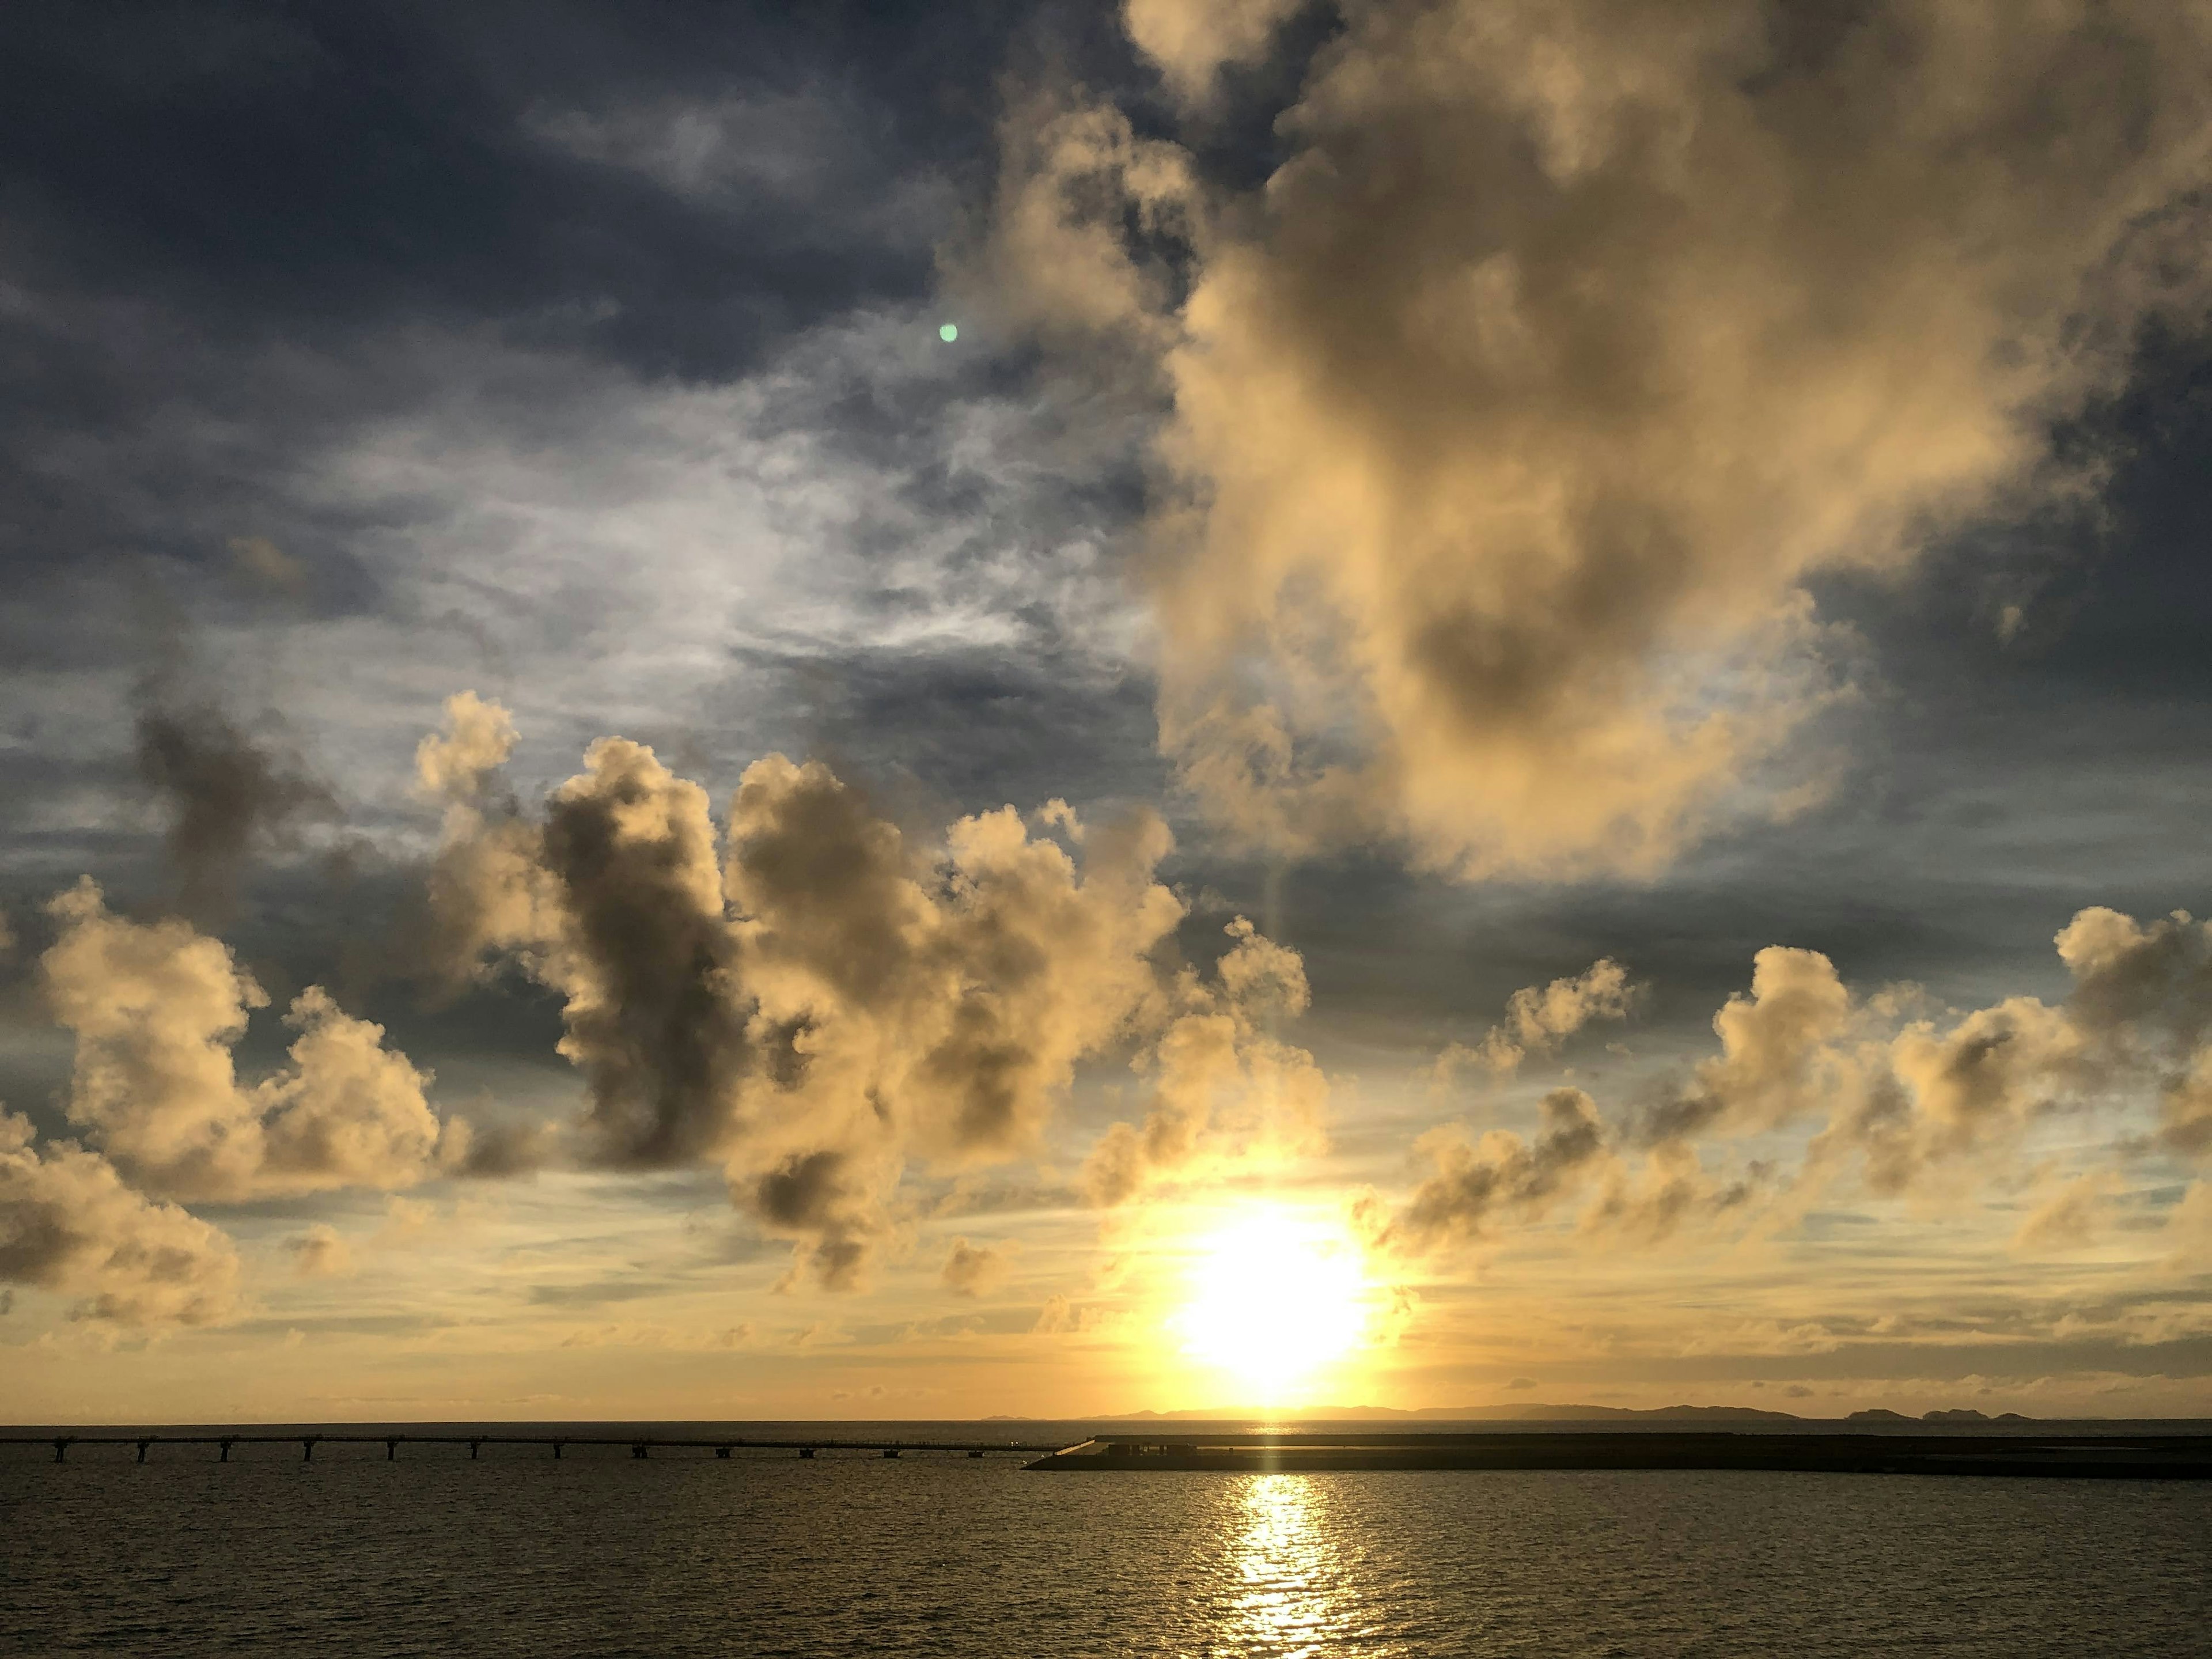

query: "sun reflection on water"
(1225, 1475), (1346, 1657)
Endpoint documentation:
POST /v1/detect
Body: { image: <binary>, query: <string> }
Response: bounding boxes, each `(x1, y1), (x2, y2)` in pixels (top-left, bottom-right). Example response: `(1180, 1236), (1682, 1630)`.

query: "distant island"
(1848, 1407), (2033, 1425)
(1083, 1403), (2037, 1424)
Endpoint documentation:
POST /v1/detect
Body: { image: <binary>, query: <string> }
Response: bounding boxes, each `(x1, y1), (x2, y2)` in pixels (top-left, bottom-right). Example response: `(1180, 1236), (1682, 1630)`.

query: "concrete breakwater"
(1023, 1430), (2212, 1479)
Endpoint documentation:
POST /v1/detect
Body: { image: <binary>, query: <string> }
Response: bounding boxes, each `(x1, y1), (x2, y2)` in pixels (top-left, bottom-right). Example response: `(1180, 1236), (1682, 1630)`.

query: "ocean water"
(3, 1427), (2207, 1657)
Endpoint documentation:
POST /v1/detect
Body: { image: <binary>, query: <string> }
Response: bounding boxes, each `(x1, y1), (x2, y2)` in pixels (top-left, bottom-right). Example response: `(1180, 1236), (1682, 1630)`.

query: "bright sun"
(1172, 1206), (1377, 1406)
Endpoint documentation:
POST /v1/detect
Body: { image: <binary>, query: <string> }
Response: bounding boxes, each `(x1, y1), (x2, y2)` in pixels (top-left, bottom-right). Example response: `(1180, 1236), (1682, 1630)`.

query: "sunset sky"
(6, 0), (2212, 1424)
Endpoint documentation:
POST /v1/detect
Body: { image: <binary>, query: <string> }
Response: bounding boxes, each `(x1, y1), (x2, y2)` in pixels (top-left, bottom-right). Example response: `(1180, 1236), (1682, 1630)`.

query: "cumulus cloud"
(999, 0), (2212, 877)
(135, 699), (336, 915)
(1361, 1086), (1606, 1256)
(0, 1111), (240, 1325)
(1371, 897), (2212, 1253)
(940, 1236), (1013, 1298)
(1081, 917), (1328, 1205)
(421, 696), (1311, 1288)
(1443, 957), (1637, 1080)
(414, 690), (518, 802)
(1621, 904), (2212, 1200)
(1642, 946), (1855, 1144)
(41, 878), (448, 1200)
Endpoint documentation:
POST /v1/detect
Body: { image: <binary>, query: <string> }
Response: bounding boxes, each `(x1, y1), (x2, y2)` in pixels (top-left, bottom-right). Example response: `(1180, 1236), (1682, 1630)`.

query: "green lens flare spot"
(938, 323), (959, 343)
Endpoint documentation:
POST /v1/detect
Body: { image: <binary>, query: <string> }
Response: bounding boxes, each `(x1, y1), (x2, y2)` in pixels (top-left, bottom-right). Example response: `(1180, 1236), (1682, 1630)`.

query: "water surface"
(5, 1431), (2205, 1656)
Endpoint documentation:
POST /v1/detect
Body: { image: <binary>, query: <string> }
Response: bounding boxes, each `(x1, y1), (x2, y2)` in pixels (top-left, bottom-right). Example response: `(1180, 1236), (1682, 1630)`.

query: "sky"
(6, 0), (2212, 1424)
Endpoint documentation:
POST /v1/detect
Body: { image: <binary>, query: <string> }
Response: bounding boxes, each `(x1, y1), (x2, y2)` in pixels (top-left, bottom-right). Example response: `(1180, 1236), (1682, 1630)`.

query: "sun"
(1171, 1205), (1377, 1406)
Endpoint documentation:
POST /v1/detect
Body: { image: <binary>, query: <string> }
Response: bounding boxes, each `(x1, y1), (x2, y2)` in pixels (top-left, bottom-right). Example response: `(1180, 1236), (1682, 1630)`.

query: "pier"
(5, 1431), (1062, 1463)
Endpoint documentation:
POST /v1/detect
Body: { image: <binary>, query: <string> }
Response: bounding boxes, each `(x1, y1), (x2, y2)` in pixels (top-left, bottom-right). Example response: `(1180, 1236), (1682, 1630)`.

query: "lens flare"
(938, 322), (959, 342)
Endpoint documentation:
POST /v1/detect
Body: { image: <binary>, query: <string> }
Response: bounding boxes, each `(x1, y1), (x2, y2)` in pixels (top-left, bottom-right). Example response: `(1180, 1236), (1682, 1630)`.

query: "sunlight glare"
(1173, 1207), (1374, 1404)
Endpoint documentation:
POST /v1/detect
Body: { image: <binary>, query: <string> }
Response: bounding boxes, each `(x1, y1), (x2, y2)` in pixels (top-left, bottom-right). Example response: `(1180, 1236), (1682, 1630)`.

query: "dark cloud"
(135, 700), (336, 917)
(1362, 1087), (1607, 1256)
(753, 1150), (877, 1293)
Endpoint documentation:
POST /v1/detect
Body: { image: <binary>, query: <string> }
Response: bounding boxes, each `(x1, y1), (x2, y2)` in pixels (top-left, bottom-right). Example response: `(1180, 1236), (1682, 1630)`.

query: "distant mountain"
(1104, 1403), (1805, 1423)
(1103, 1402), (2043, 1425)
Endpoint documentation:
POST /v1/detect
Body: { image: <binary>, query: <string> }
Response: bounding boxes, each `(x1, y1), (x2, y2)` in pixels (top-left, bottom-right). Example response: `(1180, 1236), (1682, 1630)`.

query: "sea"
(4, 1421), (2209, 1657)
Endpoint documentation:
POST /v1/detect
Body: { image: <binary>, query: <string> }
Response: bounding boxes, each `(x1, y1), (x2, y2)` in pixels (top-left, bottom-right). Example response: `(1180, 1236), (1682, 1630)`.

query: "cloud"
(0, 1111), (240, 1325)
(2051, 906), (2212, 1155)
(2011, 1168), (2123, 1255)
(134, 699), (336, 915)
(1361, 1086), (1606, 1256)
(524, 736), (750, 1169)
(1123, 0), (1307, 106)
(1081, 917), (1328, 1205)
(940, 1236), (1012, 1298)
(414, 690), (518, 802)
(256, 987), (443, 1192)
(285, 1223), (354, 1279)
(981, 84), (1196, 349)
(1642, 946), (1854, 1143)
(1583, 1141), (1764, 1245)
(2165, 1181), (2212, 1270)
(435, 1115), (559, 1180)
(1002, 0), (2212, 878)
(1443, 957), (1638, 1080)
(423, 698), (1286, 1289)
(1365, 897), (2212, 1256)
(41, 878), (448, 1200)
(2160, 1052), (2212, 1158)
(1630, 903), (2212, 1196)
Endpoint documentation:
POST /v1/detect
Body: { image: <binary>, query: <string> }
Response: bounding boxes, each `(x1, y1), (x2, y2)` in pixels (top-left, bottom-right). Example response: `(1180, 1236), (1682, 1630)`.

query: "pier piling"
(631, 1442), (648, 1459)
(469, 1440), (482, 1460)
(51, 1437), (69, 1464)
(136, 1439), (150, 1463)
(302, 1436), (318, 1463)
(715, 1446), (732, 1459)
(219, 1438), (233, 1461)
